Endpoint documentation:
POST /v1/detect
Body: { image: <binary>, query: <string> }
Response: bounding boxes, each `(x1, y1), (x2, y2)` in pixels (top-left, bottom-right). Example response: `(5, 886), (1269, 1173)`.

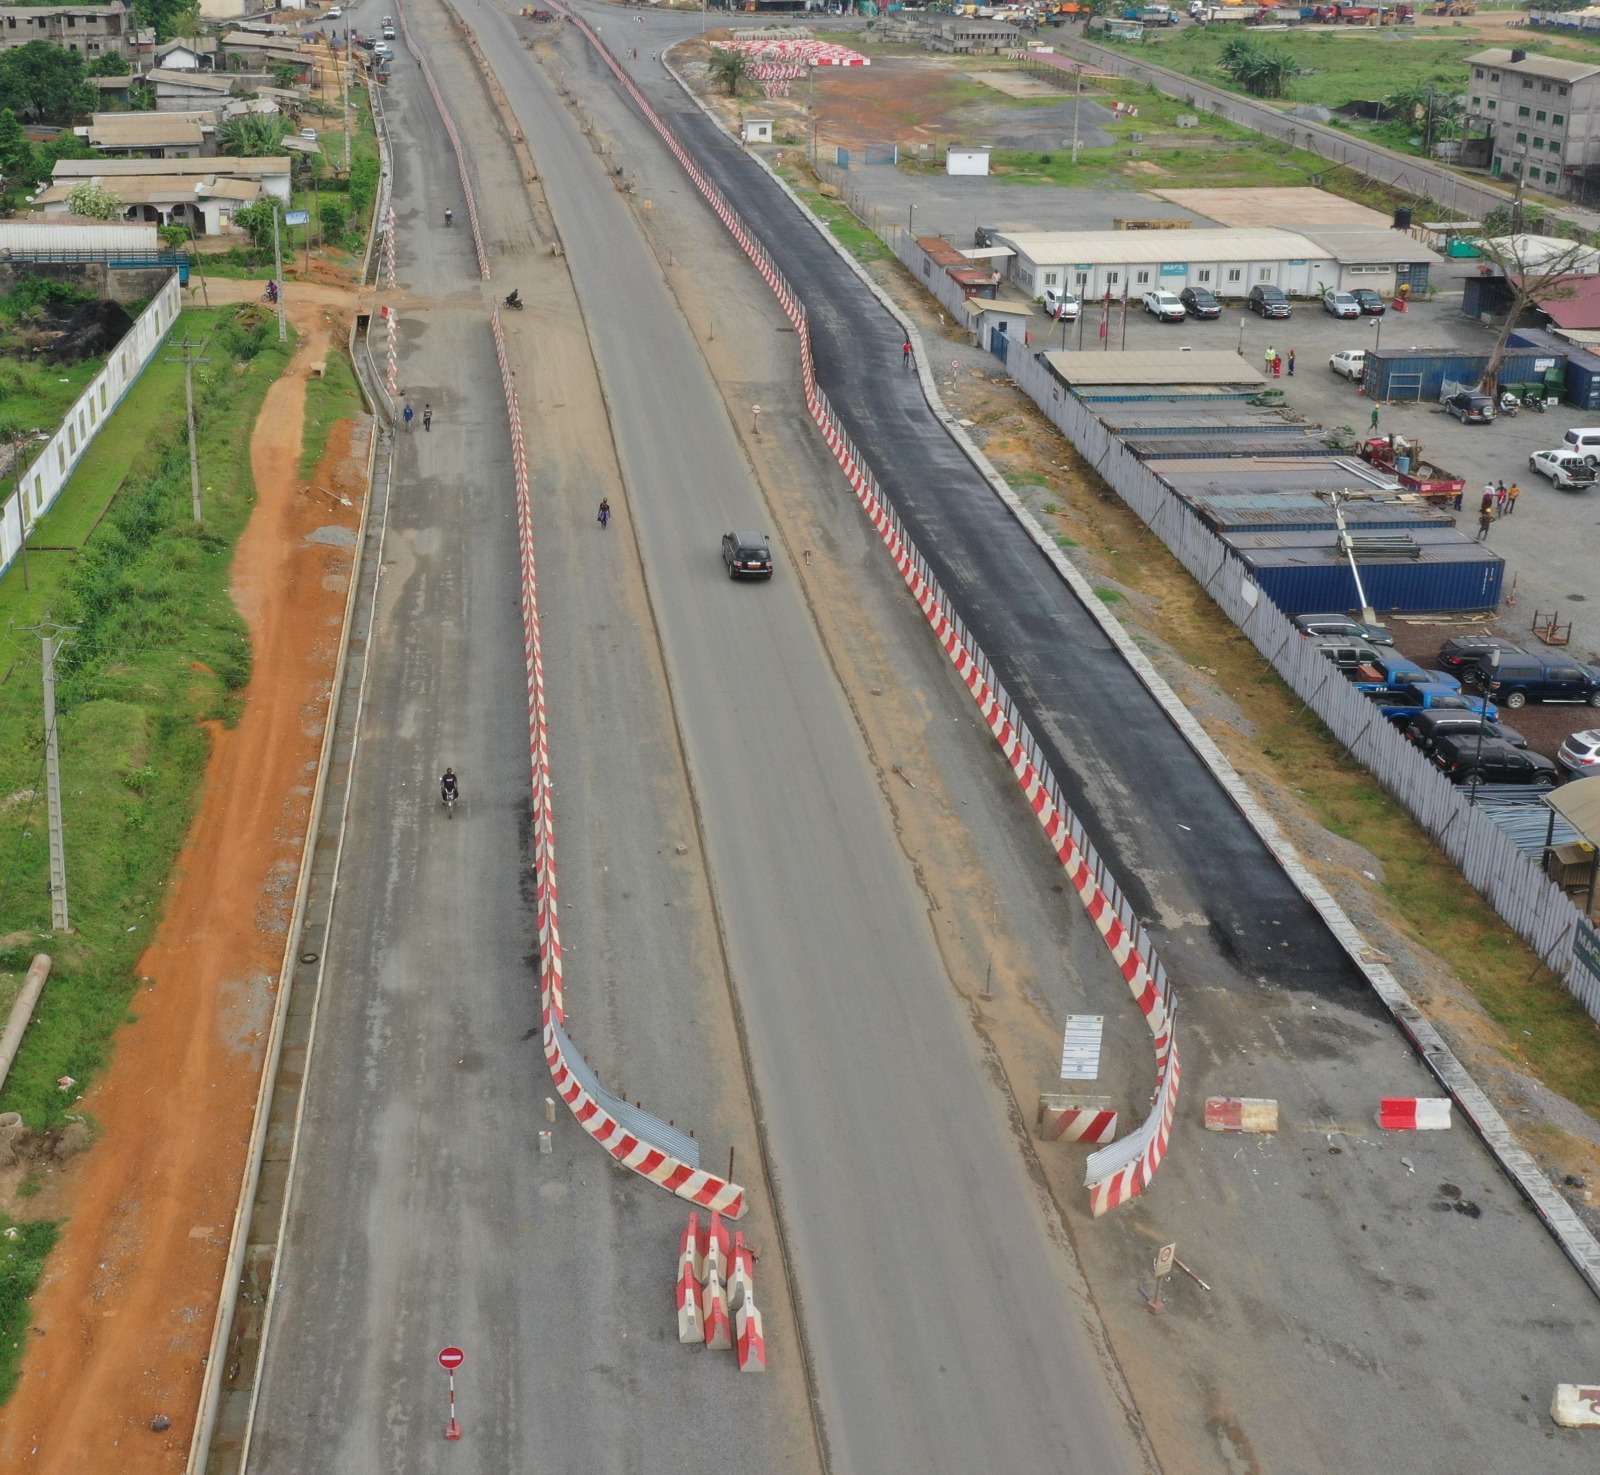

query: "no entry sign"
(439, 1346), (465, 1371)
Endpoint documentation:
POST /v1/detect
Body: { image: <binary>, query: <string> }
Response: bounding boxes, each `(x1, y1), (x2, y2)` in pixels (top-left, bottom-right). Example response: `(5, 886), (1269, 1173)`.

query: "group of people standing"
(1262, 346), (1295, 379)
(1475, 480), (1521, 540)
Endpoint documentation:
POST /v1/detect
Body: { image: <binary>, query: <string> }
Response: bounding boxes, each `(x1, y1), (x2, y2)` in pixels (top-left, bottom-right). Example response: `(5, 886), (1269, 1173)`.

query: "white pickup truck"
(1529, 448), (1598, 489)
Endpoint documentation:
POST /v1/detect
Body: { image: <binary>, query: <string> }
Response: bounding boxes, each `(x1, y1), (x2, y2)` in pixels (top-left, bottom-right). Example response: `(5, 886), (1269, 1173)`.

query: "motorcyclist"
(504, 288), (521, 308)
(265, 279), (279, 303)
(441, 767), (459, 802)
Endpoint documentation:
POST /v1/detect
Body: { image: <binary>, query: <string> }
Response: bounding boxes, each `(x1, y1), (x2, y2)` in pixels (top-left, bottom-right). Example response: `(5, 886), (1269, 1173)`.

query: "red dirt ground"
(0, 290), (364, 1472)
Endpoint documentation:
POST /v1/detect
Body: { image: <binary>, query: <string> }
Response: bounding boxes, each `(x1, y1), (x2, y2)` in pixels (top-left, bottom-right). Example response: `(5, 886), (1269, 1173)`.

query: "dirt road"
(0, 286), (366, 1473)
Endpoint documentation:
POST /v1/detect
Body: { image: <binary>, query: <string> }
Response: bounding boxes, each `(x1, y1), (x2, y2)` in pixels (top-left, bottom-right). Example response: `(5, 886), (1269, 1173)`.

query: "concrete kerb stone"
(658, 42), (1600, 1300)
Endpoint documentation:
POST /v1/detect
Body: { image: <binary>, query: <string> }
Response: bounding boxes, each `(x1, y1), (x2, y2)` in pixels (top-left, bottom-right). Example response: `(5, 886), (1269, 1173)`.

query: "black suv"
(1444, 391), (1495, 424)
(1294, 612), (1394, 646)
(1402, 710), (1527, 756)
(1179, 286), (1221, 319)
(1431, 734), (1559, 787)
(721, 530), (773, 580)
(1465, 653), (1600, 709)
(1437, 636), (1525, 675)
(1351, 287), (1387, 316)
(1247, 284), (1291, 318)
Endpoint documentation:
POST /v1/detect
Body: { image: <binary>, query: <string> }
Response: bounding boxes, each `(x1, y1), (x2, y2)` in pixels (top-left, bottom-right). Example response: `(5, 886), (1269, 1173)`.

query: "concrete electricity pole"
(271, 206), (287, 342)
(165, 337), (211, 524)
(20, 621), (77, 932)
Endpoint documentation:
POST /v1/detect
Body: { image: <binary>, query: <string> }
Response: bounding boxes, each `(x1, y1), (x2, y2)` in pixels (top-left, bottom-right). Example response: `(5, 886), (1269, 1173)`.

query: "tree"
(218, 114), (289, 157)
(271, 61), (302, 90)
(133, 0), (201, 44)
(1217, 35), (1295, 100)
(159, 222), (191, 251)
(706, 48), (750, 97)
(232, 197), (281, 251)
(129, 80), (156, 111)
(87, 53), (132, 78)
(0, 108), (34, 193)
(66, 182), (124, 220)
(0, 41), (95, 124)
(1471, 232), (1598, 392)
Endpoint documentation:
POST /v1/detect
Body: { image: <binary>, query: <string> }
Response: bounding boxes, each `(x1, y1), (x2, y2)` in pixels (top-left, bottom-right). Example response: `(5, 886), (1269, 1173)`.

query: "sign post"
(286, 208), (311, 271)
(1148, 1242), (1176, 1312)
(439, 1345), (465, 1440)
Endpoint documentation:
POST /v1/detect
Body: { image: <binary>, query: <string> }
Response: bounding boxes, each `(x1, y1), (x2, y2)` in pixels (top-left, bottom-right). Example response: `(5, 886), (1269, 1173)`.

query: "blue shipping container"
(1363, 347), (1566, 402)
(1223, 531), (1504, 614)
(1508, 327), (1600, 410)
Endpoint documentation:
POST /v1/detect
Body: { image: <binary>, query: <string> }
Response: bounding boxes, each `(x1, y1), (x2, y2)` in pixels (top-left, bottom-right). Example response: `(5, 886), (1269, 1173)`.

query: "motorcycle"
(1498, 391), (1519, 417)
(504, 290), (524, 310)
(441, 781), (458, 813)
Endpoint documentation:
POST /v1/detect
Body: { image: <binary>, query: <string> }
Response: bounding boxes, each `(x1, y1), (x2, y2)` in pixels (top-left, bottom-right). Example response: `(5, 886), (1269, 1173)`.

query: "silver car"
(1322, 290), (1361, 319)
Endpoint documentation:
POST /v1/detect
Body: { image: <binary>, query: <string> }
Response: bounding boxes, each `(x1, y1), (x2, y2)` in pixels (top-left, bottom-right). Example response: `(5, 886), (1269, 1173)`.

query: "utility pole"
(165, 337), (211, 524)
(1070, 65), (1083, 166)
(343, 35), (353, 174)
(20, 621), (76, 932)
(271, 205), (287, 342)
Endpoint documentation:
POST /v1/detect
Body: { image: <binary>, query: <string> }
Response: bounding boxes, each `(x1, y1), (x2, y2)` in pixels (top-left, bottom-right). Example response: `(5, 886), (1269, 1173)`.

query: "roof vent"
(1511, 48), (1527, 63)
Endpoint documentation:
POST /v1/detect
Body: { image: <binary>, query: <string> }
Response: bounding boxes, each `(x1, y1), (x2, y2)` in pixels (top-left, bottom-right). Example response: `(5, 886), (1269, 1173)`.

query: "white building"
(993, 228), (1336, 304)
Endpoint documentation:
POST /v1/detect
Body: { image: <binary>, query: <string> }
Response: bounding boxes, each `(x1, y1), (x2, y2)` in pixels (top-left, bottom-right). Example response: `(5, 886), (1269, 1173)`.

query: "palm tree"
(707, 48), (750, 98)
(217, 114), (289, 157)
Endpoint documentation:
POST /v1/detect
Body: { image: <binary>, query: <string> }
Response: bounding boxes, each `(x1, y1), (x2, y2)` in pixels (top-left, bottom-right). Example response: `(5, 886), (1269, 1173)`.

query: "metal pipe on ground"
(0, 953), (52, 1096)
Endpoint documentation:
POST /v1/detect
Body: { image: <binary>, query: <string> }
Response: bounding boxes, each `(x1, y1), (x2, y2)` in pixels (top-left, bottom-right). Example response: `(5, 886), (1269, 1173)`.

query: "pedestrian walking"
(403, 402), (414, 431)
(1507, 480), (1523, 514)
(1477, 505), (1494, 541)
(1370, 405), (1381, 432)
(1495, 480), (1509, 515)
(903, 339), (913, 369)
(1264, 345), (1275, 376)
(1272, 353), (1282, 379)
(598, 497), (611, 529)
(423, 403), (432, 433)
(1287, 348), (1295, 377)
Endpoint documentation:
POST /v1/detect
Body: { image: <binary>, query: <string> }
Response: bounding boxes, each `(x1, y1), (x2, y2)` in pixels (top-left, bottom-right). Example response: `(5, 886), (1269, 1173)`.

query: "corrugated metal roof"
(1093, 405), (1302, 430)
(1297, 226), (1443, 266)
(1043, 350), (1266, 386)
(1149, 454), (1404, 493)
(1222, 526), (1475, 549)
(1073, 385), (1261, 402)
(1226, 528), (1492, 559)
(1475, 791), (1584, 859)
(1467, 48), (1600, 82)
(996, 228), (1330, 266)
(1124, 433), (1343, 459)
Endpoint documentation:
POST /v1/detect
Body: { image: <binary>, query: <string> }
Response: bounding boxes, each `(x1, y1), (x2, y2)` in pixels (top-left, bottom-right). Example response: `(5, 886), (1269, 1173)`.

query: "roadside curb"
(659, 41), (1600, 1297)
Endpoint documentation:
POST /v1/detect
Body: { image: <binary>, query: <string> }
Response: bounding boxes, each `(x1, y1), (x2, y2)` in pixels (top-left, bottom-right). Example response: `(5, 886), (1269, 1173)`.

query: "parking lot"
(998, 279), (1600, 766)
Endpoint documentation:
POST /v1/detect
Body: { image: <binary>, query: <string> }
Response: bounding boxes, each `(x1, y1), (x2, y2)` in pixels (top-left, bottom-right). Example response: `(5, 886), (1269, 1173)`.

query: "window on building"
(1512, 160), (1523, 176)
(1551, 139), (1562, 154)
(1258, 267), (1272, 281)
(1044, 270), (1059, 285)
(1491, 71), (1500, 81)
(1553, 113), (1565, 126)
(1523, 78), (1533, 89)
(1546, 169), (1559, 183)
(1074, 272), (1087, 287)
(1519, 105), (1530, 118)
(1536, 109), (1547, 121)
(1197, 269), (1212, 282)
(1135, 269), (1150, 284)
(1534, 136), (1545, 149)
(1107, 271), (1119, 285)
(1471, 95), (1481, 109)
(1227, 268), (1241, 282)
(1517, 130), (1528, 144)
(1541, 81), (1552, 92)
(1560, 85), (1569, 96)
(66, 12), (75, 24)
(1474, 67), (1483, 79)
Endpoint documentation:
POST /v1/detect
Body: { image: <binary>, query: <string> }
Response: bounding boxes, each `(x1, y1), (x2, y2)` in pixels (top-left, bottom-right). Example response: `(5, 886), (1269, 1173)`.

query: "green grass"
(0, 304), (293, 1143)
(0, 1215), (58, 1402)
(300, 346), (362, 478)
(0, 355), (106, 446)
(775, 162), (890, 264)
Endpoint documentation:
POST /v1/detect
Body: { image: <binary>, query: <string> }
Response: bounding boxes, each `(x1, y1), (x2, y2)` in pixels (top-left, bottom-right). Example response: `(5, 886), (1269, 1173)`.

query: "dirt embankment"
(0, 292), (366, 1473)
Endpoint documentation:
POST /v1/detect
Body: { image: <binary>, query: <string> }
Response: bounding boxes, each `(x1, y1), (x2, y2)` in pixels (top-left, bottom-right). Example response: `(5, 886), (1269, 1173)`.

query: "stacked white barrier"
(677, 1218), (705, 1344)
(394, 0), (491, 280)
(674, 1212), (765, 1369)
(553, 3), (1181, 1219)
(489, 308), (746, 1216)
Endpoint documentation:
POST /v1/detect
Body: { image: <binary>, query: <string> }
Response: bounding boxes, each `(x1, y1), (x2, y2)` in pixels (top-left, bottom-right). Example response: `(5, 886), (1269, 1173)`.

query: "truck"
(1358, 434), (1466, 505)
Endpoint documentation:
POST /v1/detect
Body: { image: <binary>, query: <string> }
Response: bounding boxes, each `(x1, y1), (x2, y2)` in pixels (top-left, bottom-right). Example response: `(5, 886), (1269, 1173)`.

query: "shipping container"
(1362, 346), (1566, 402)
(0, 220), (160, 253)
(1508, 326), (1600, 410)
(1221, 528), (1504, 614)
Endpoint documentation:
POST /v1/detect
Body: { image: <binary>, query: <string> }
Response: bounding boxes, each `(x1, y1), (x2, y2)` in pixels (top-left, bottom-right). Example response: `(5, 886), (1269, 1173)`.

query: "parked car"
(1437, 636), (1525, 674)
(1323, 290), (1362, 319)
(1372, 684), (1496, 722)
(1465, 653), (1600, 708)
(721, 530), (774, 580)
(1529, 448), (1598, 488)
(1328, 349), (1367, 382)
(1314, 640), (1388, 676)
(1247, 284), (1291, 318)
(1402, 710), (1526, 755)
(1431, 734), (1560, 788)
(1354, 654), (1458, 693)
(1142, 289), (1186, 322)
(325, 4), (342, 14)
(1351, 288), (1387, 315)
(1043, 287), (1080, 321)
(1562, 425), (1600, 461)
(300, 127), (318, 141)
(1179, 286), (1221, 319)
(1557, 728), (1600, 775)
(1294, 611), (1393, 645)
(1443, 391), (1495, 424)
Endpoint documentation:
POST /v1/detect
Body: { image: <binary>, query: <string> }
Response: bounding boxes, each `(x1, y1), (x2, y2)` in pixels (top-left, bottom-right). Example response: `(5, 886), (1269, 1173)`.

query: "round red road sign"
(438, 1346), (465, 1371)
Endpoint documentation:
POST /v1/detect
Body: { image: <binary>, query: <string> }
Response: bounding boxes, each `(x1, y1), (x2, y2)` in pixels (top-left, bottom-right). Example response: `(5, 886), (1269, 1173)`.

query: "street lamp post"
(1374, 311), (1383, 352)
(1467, 648), (1500, 806)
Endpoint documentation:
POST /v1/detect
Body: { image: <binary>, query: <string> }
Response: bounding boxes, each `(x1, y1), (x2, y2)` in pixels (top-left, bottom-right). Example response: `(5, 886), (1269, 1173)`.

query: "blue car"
(1371, 684), (1498, 723)
(1353, 656), (1461, 695)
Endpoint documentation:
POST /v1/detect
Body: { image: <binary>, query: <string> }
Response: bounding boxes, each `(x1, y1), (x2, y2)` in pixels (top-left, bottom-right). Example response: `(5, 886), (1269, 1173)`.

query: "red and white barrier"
(1552, 1384), (1600, 1428)
(1204, 1096), (1279, 1134)
(702, 1262), (732, 1351)
(1037, 1097), (1119, 1144)
(727, 1231), (756, 1312)
(676, 1234), (704, 1344)
(736, 1300), (767, 1373)
(489, 308), (745, 1217)
(1380, 1097), (1452, 1131)
(555, 6), (1181, 1216)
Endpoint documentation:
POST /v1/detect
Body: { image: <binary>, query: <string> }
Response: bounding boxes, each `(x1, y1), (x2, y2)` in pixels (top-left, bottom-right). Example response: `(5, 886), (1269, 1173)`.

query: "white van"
(1562, 426), (1600, 461)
